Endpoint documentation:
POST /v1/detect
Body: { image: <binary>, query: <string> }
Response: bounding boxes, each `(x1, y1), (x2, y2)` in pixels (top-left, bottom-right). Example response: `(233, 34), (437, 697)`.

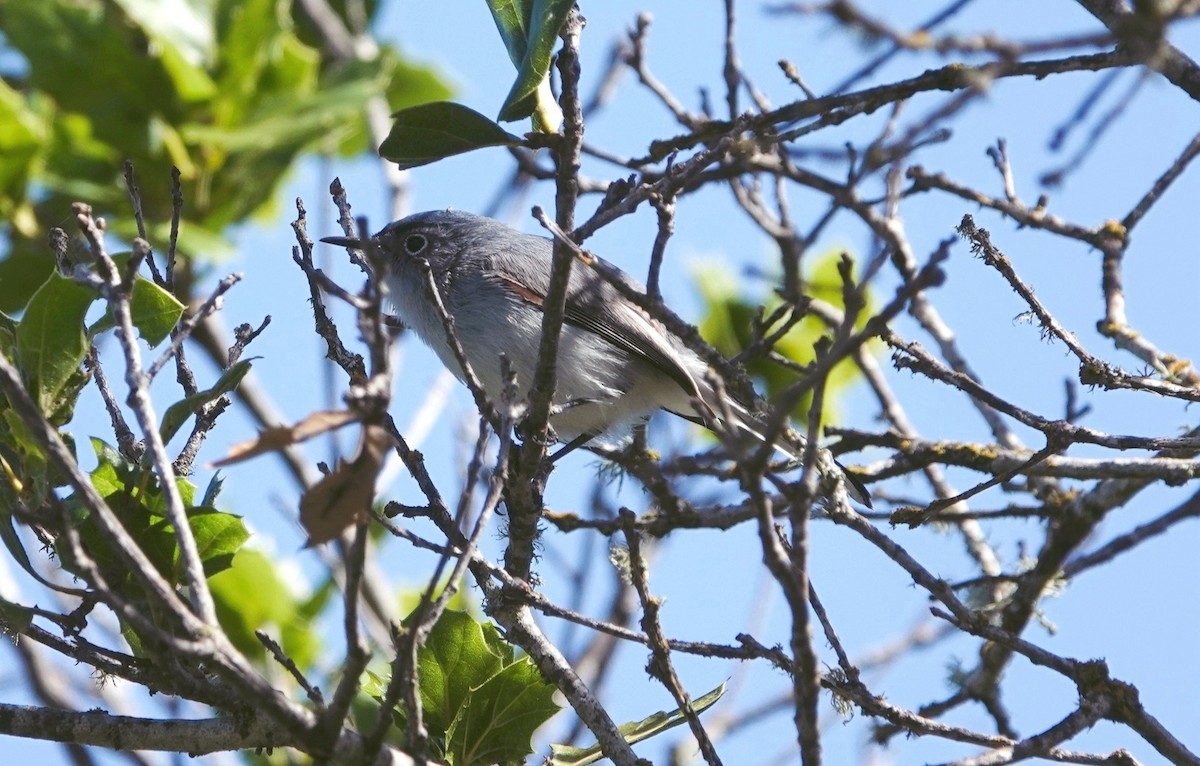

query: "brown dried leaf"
(299, 425), (393, 545)
(209, 410), (359, 468)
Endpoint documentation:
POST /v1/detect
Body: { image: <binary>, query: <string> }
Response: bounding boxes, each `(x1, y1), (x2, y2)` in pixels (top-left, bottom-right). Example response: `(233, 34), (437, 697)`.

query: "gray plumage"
(322, 210), (869, 505)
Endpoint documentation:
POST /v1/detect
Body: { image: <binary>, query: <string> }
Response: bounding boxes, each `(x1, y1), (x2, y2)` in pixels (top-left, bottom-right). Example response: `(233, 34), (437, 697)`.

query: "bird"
(322, 210), (870, 506)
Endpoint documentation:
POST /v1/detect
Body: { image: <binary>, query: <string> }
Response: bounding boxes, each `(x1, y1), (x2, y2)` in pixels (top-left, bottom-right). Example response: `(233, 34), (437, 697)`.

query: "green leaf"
(0, 488), (66, 595)
(141, 507), (248, 584)
(3, 407), (46, 471)
(0, 79), (45, 205)
(209, 549), (320, 667)
(0, 596), (35, 635)
(310, 49), (454, 158)
(548, 683), (726, 766)
(88, 437), (138, 494)
(214, 0), (311, 119)
(159, 359), (252, 443)
(43, 366), (88, 427)
(138, 519), (183, 583)
(181, 75), (380, 154)
(418, 609), (509, 735)
(124, 273), (185, 346)
(88, 263), (186, 347)
(111, 0), (216, 71)
(174, 475), (196, 509)
(485, 0), (532, 67)
(186, 510), (249, 578)
(362, 668), (388, 699)
(384, 50), (455, 112)
(2, 0), (414, 273)
(201, 471), (224, 508)
(445, 656), (560, 766)
(404, 609), (558, 764)
(695, 253), (873, 426)
(496, 0), (573, 129)
(379, 101), (520, 170)
(110, 0), (218, 103)
(1, 0), (185, 147)
(0, 316), (14, 369)
(66, 443), (158, 587)
(15, 271), (97, 412)
(73, 441), (244, 591)
(355, 668), (408, 750)
(156, 38), (220, 103)
(0, 247), (53, 316)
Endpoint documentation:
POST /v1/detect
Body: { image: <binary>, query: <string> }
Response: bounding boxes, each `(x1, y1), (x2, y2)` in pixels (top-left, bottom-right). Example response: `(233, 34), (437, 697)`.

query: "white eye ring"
(404, 233), (428, 255)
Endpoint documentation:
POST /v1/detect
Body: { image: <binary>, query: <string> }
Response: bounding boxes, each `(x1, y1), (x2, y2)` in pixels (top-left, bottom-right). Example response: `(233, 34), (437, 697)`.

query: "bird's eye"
(404, 234), (428, 255)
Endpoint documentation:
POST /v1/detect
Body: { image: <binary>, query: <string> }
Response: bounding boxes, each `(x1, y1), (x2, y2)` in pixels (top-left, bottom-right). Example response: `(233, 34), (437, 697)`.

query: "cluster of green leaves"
(0, 0), (451, 311)
(66, 439), (249, 647)
(363, 609), (560, 766)
(696, 250), (876, 426)
(0, 0), (451, 657)
(0, 259), (183, 501)
(0, 260), (262, 648)
(0, 259), (322, 689)
(380, 0), (574, 169)
(359, 608), (726, 766)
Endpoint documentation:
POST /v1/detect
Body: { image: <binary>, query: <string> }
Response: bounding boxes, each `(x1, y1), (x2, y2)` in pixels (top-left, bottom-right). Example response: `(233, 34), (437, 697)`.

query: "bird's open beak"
(320, 235), (366, 249)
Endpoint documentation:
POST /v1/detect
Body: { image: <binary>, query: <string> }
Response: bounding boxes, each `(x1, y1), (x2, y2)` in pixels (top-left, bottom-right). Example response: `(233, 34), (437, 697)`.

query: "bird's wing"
(492, 268), (704, 403)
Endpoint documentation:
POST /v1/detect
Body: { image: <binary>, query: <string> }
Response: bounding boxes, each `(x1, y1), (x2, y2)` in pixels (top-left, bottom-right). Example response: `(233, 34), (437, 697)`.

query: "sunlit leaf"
(181, 76), (379, 153)
(316, 49), (455, 157)
(418, 610), (509, 735)
(159, 359), (252, 444)
(88, 437), (138, 494)
(695, 252), (873, 426)
(496, 0), (573, 130)
(88, 258), (186, 347)
(209, 549), (320, 667)
(485, 0), (532, 68)
(548, 683), (726, 766)
(127, 273), (185, 346)
(0, 79), (44, 206)
(446, 654), (560, 766)
(15, 271), (96, 412)
(185, 510), (249, 578)
(111, 0), (215, 69)
(362, 668), (387, 699)
(384, 50), (455, 112)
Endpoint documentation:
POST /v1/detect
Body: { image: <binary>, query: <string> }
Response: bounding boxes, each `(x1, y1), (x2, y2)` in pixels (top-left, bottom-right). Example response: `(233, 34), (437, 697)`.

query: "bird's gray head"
(322, 210), (528, 278)
(375, 210), (502, 268)
(322, 209), (563, 314)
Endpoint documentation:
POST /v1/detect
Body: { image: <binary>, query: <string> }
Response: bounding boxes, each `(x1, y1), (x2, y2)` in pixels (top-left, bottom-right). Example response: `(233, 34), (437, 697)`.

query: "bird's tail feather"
(668, 396), (871, 507)
(726, 410), (872, 508)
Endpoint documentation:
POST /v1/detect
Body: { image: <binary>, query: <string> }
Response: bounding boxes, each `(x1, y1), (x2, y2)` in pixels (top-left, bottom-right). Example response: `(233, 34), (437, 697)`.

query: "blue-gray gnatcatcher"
(322, 210), (869, 506)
